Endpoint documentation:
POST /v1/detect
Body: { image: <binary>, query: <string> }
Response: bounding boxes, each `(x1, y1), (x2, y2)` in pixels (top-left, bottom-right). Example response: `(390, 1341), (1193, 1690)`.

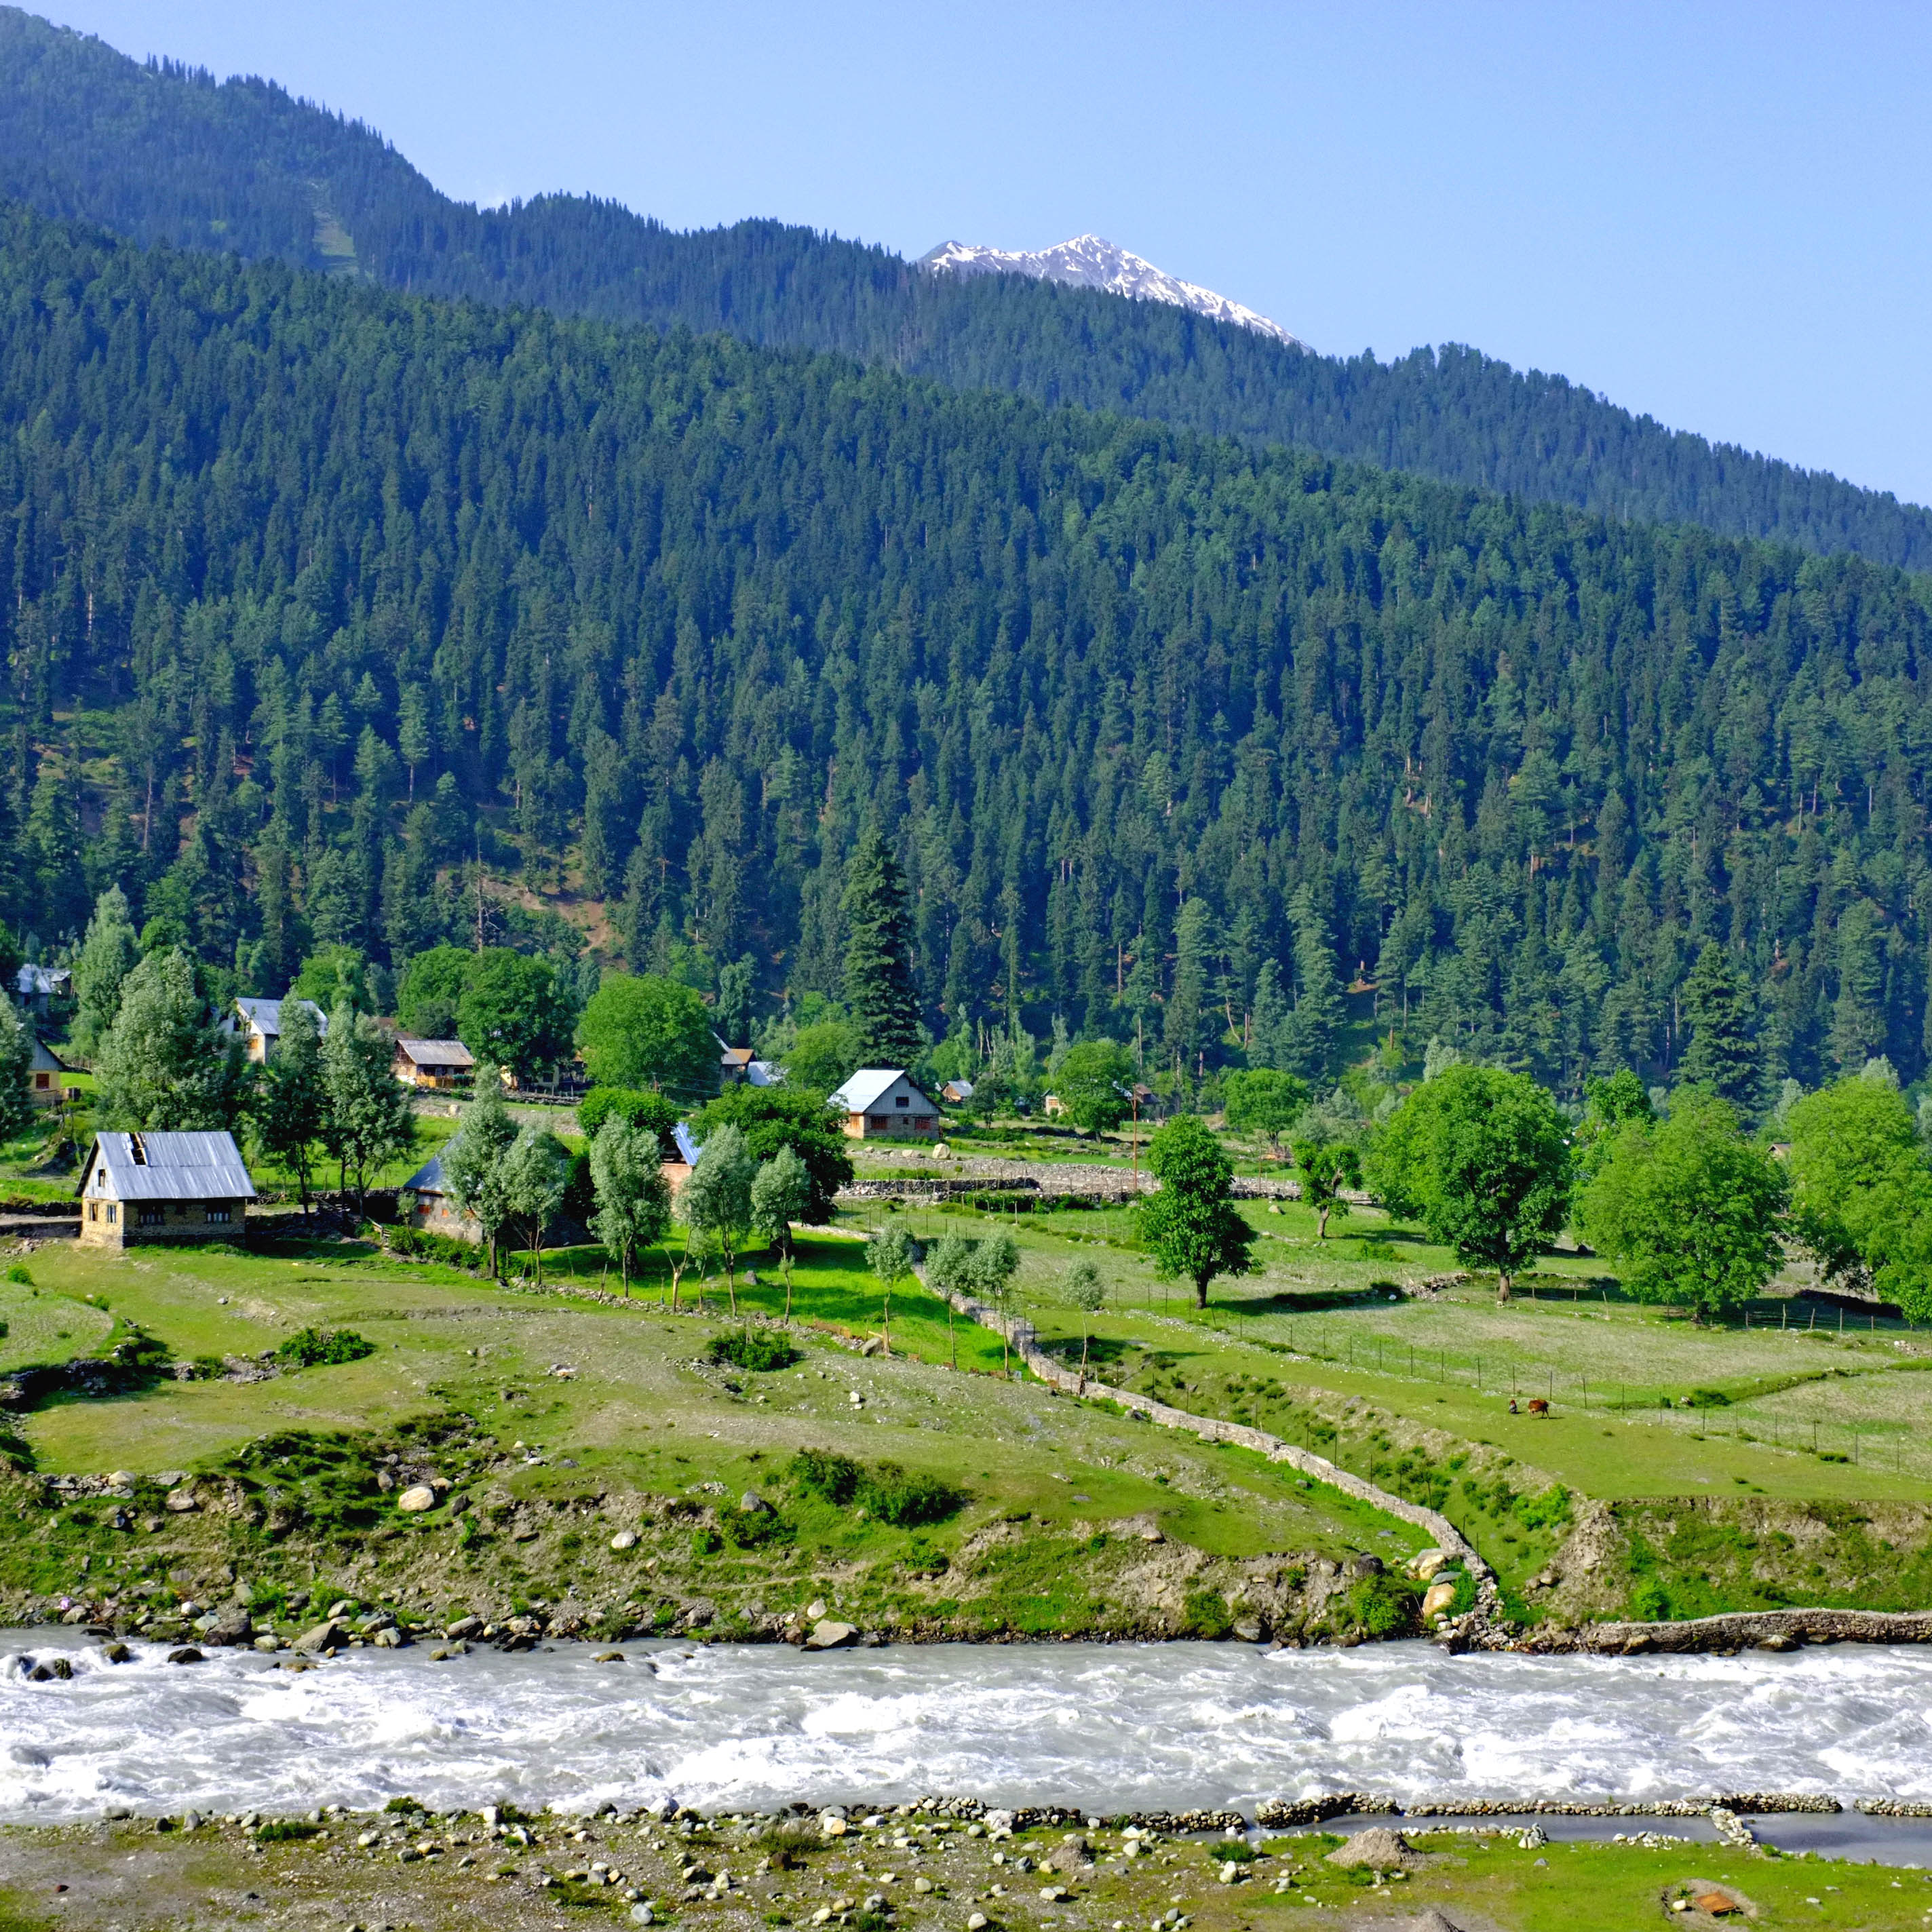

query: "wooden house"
(28, 1037), (72, 1108)
(76, 1131), (255, 1249)
(393, 1038), (476, 1089)
(825, 1068), (940, 1140)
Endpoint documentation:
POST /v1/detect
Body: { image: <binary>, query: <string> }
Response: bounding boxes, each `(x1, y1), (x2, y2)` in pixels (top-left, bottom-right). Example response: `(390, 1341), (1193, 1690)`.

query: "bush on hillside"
(275, 1327), (377, 1369)
(709, 1330), (798, 1372)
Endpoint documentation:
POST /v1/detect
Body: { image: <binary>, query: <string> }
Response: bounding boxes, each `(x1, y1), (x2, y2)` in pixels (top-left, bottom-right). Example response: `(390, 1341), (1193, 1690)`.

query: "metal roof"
(672, 1122), (703, 1165)
(402, 1152), (448, 1195)
(396, 1037), (475, 1066)
(29, 1038), (69, 1075)
(16, 964), (70, 997)
(80, 1131), (256, 1202)
(827, 1068), (935, 1115)
(234, 995), (328, 1040)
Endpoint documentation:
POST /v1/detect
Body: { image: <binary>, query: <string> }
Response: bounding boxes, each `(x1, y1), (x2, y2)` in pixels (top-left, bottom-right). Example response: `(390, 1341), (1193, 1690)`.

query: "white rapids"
(4, 1636), (1931, 1823)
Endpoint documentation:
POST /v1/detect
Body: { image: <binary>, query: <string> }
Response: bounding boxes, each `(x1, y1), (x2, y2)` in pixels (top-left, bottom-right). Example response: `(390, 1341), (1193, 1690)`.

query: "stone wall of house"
(78, 1198), (248, 1248)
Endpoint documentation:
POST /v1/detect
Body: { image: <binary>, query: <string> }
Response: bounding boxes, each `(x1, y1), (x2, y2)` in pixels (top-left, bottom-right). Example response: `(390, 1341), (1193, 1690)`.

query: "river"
(4, 1634), (1931, 1838)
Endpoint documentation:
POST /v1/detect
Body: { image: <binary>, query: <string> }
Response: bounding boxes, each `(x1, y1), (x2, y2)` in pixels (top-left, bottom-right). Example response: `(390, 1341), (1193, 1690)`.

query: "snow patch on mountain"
(918, 233), (1298, 347)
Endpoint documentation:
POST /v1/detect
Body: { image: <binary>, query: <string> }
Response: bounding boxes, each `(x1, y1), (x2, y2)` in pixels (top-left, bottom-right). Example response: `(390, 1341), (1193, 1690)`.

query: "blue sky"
(39, 1), (1932, 505)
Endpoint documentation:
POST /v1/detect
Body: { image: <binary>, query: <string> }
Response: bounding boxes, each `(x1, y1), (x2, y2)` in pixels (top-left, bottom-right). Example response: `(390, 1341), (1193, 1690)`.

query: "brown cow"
(1526, 1397), (1550, 1416)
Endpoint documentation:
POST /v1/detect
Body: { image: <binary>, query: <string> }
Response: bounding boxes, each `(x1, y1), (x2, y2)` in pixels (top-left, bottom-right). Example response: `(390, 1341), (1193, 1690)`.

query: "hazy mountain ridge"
(919, 233), (1299, 346)
(0, 4), (1928, 570)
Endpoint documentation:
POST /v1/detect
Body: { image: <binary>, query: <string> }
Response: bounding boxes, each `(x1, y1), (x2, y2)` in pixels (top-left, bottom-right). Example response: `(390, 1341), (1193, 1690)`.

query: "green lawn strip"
(1260, 1831), (1918, 1927)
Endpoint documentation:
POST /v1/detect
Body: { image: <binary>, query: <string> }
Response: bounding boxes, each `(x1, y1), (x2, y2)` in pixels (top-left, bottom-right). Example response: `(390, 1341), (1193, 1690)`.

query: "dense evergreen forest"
(2, 7), (1929, 571)
(2, 199), (1929, 1104)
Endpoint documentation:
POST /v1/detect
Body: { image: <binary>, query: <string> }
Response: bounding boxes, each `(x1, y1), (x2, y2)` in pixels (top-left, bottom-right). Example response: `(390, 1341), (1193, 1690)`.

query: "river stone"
(806, 1599), (828, 1621)
(444, 1615), (483, 1640)
(166, 1646), (204, 1665)
(1325, 1826), (1418, 1871)
(395, 1484), (437, 1513)
(1421, 1581), (1458, 1620)
(292, 1619), (349, 1655)
(1408, 1549), (1450, 1581)
(206, 1607), (253, 1646)
(806, 1620), (857, 1650)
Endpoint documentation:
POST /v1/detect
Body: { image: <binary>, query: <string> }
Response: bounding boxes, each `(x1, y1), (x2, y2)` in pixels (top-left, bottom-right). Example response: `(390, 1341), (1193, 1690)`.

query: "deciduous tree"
(1137, 1115), (1256, 1309)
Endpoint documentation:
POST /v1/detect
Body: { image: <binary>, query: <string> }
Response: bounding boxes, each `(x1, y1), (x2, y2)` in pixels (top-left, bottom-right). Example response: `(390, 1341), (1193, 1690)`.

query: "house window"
(870, 1115), (888, 1129)
(915, 1117), (933, 1129)
(105, 1204), (117, 1225)
(205, 1205), (231, 1224)
(87, 1202), (97, 1222)
(33, 1073), (49, 1089)
(137, 1205), (162, 1227)
(896, 1094), (909, 1107)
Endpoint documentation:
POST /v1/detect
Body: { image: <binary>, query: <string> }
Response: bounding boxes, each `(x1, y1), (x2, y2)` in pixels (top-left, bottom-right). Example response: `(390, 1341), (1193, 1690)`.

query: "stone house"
(76, 1131), (256, 1249)
(15, 964), (71, 1016)
(825, 1068), (940, 1140)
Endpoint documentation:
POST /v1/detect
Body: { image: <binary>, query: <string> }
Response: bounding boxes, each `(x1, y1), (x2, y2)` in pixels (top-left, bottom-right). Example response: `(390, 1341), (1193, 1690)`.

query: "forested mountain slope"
(2, 201), (1929, 1098)
(2, 6), (1929, 569)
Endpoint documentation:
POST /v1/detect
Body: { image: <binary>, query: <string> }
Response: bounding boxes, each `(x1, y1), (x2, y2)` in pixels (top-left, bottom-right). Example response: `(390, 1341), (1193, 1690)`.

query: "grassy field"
(0, 1218), (1431, 1642)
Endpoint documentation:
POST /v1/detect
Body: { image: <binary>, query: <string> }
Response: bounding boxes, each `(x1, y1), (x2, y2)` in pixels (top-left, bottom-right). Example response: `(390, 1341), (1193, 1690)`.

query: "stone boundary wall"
(929, 1276), (1507, 1638)
(1549, 1605), (1932, 1653)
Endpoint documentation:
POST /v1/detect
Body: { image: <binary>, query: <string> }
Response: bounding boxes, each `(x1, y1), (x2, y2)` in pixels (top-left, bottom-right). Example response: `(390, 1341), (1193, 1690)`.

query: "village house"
(719, 1045), (782, 1087)
(825, 1068), (940, 1140)
(221, 995), (328, 1063)
(15, 964), (71, 1016)
(28, 1037), (72, 1108)
(401, 1120), (703, 1237)
(393, 1037), (476, 1089)
(76, 1130), (256, 1249)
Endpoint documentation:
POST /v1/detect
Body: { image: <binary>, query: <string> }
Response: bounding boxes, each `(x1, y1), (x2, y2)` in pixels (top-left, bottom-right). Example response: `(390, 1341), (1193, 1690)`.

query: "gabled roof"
(402, 1153), (448, 1195)
(828, 1067), (934, 1114)
(79, 1132), (256, 1202)
(720, 1045), (756, 1068)
(234, 995), (327, 1040)
(16, 964), (70, 997)
(745, 1059), (781, 1087)
(29, 1039), (70, 1075)
(395, 1037), (475, 1066)
(670, 1122), (703, 1166)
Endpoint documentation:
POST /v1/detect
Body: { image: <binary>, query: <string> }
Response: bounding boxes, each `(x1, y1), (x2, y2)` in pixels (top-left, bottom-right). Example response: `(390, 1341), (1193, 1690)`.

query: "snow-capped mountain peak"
(918, 233), (1298, 347)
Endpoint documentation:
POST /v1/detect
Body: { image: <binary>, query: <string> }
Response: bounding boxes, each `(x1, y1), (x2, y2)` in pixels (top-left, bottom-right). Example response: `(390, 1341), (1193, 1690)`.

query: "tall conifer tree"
(842, 830), (922, 1066)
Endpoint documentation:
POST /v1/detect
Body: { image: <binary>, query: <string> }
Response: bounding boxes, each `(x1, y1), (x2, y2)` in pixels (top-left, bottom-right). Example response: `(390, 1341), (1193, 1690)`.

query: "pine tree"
(1275, 889), (1343, 1081)
(1678, 942), (1760, 1105)
(842, 830), (922, 1067)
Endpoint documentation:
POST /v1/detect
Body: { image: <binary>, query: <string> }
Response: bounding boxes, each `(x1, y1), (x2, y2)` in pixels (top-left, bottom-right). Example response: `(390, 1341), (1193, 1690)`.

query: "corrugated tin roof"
(80, 1131), (256, 1202)
(234, 996), (328, 1039)
(397, 1037), (475, 1066)
(16, 964), (69, 997)
(29, 1039), (69, 1075)
(402, 1153), (448, 1194)
(672, 1122), (703, 1165)
(828, 1067), (935, 1115)
(745, 1059), (781, 1087)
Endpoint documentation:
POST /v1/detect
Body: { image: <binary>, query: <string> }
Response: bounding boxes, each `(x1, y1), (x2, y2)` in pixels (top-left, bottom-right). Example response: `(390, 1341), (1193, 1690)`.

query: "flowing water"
(5, 1634), (1931, 1834)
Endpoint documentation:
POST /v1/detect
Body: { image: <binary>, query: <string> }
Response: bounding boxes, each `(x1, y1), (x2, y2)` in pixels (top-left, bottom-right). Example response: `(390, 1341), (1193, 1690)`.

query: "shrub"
(255, 1818), (320, 1842)
(1348, 1574), (1412, 1638)
(1686, 1387), (1732, 1408)
(691, 1526), (724, 1556)
(709, 1330), (799, 1372)
(191, 1355), (227, 1380)
(1355, 1239), (1397, 1260)
(1446, 1570), (1477, 1617)
(275, 1328), (377, 1369)
(858, 1463), (965, 1527)
(724, 1506), (790, 1549)
(788, 1448), (863, 1505)
(3, 1263), (30, 1284)
(1629, 1577), (1673, 1621)
(1216, 1840), (1258, 1863)
(388, 1223), (487, 1268)
(1180, 1586), (1233, 1638)
(1515, 1484), (1573, 1532)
